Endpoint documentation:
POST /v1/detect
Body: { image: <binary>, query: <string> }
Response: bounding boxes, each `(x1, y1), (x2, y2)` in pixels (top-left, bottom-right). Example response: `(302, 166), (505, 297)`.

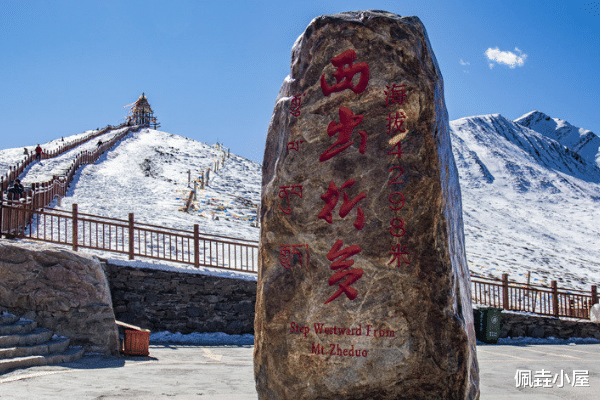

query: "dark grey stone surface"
(104, 263), (256, 335)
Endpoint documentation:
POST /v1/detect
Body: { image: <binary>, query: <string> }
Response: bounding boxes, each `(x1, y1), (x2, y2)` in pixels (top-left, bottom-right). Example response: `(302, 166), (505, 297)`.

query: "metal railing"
(471, 273), (598, 319)
(0, 202), (258, 273)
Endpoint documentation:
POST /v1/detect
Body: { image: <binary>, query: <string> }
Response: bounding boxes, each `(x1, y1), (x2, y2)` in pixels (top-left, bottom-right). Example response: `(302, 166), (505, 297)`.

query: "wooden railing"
(0, 202), (258, 273)
(1, 123), (128, 191)
(2, 125), (140, 202)
(471, 273), (598, 320)
(0, 125), (141, 239)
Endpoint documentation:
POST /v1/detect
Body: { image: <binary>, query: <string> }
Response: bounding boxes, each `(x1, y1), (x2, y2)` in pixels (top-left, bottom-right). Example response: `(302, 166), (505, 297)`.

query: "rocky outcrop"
(255, 10), (479, 400)
(0, 240), (119, 355)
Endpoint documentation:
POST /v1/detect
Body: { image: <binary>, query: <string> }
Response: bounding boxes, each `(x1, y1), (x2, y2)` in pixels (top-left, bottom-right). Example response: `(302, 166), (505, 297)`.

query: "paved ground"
(0, 343), (598, 399)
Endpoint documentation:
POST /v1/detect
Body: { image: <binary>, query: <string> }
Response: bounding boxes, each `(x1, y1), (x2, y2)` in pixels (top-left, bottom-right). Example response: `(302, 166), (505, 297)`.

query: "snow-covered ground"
(451, 114), (600, 291)
(148, 330), (600, 346)
(53, 128), (261, 241)
(2, 112), (600, 292)
(150, 331), (254, 346)
(20, 127), (128, 184)
(0, 129), (100, 178)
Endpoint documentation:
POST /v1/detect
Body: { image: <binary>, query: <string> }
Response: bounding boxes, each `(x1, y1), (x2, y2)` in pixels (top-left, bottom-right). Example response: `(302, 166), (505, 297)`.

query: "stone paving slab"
(0, 343), (598, 399)
(477, 343), (600, 399)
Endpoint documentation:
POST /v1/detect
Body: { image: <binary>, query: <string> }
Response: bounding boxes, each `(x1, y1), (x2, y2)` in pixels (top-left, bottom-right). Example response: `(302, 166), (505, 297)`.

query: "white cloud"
(460, 59), (470, 66)
(485, 47), (527, 68)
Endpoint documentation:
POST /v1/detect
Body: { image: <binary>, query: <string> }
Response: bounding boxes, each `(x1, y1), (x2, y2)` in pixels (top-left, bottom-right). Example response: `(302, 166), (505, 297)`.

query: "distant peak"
(515, 110), (552, 124)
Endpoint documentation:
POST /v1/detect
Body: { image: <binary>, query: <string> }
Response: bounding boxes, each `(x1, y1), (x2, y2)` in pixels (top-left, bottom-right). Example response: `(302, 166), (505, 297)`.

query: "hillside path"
(18, 127), (129, 186)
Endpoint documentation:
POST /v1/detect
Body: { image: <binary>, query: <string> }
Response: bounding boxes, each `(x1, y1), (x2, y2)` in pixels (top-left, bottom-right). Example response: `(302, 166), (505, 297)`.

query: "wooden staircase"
(0, 311), (84, 374)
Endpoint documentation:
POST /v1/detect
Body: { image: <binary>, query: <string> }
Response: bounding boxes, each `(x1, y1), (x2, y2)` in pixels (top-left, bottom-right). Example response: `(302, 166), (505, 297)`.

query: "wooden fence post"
(502, 273), (509, 310)
(551, 280), (559, 317)
(72, 203), (78, 251)
(194, 224), (200, 268)
(592, 285), (598, 305)
(128, 213), (135, 260)
(0, 191), (4, 238)
(31, 184), (37, 210)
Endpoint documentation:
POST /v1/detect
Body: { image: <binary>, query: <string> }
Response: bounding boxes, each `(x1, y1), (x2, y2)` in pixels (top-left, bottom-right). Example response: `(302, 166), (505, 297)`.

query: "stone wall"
(104, 261), (599, 340)
(499, 310), (600, 340)
(103, 262), (256, 334)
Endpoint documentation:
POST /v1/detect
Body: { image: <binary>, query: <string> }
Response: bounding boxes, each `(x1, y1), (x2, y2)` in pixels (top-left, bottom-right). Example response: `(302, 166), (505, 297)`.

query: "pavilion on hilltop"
(124, 93), (160, 129)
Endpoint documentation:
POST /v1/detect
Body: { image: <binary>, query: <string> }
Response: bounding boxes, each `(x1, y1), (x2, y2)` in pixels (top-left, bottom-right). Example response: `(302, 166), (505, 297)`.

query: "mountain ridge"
(1, 113), (599, 290)
(450, 113), (600, 290)
(515, 110), (600, 168)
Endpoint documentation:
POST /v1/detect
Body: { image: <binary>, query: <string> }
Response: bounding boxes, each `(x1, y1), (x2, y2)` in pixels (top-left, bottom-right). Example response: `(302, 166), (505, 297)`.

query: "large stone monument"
(255, 11), (479, 399)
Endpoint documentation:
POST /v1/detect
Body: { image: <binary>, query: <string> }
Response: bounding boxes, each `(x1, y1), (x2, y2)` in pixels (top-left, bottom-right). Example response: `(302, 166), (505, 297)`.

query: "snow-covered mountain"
(515, 110), (600, 168)
(2, 113), (599, 291)
(451, 113), (600, 290)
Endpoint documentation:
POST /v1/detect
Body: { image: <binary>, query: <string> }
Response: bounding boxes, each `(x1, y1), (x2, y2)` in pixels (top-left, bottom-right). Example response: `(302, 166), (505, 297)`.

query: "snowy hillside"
(451, 114), (600, 290)
(53, 128), (261, 241)
(0, 129), (99, 177)
(2, 116), (599, 291)
(1, 127), (261, 243)
(21, 127), (129, 184)
(516, 110), (600, 168)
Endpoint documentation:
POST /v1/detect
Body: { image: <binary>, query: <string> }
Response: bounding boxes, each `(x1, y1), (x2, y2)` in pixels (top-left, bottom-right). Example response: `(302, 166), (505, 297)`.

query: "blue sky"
(1, 0), (598, 164)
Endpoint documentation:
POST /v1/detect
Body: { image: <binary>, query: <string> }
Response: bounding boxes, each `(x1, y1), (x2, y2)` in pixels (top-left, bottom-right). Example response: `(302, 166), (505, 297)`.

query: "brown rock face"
(255, 10), (479, 400)
(0, 240), (119, 354)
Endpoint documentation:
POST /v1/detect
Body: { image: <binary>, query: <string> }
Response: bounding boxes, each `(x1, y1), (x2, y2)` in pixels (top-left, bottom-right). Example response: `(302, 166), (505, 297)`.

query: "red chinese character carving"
(320, 107), (367, 162)
(324, 239), (363, 304)
(384, 84), (407, 107)
(318, 179), (366, 230)
(287, 140), (305, 153)
(386, 111), (407, 135)
(320, 49), (370, 96)
(388, 244), (410, 268)
(280, 244), (310, 269)
(278, 185), (303, 214)
(289, 93), (305, 116)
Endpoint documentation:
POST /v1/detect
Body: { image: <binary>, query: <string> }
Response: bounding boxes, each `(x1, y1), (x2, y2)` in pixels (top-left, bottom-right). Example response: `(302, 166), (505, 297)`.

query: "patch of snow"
(150, 331), (254, 346)
(105, 258), (256, 281)
(480, 336), (600, 346)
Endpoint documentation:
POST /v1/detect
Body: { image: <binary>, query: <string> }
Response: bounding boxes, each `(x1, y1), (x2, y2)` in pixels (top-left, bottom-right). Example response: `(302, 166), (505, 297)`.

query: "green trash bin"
(474, 307), (502, 344)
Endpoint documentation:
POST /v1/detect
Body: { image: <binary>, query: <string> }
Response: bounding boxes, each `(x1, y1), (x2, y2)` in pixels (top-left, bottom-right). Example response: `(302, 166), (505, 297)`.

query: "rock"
(255, 10), (479, 400)
(0, 240), (119, 355)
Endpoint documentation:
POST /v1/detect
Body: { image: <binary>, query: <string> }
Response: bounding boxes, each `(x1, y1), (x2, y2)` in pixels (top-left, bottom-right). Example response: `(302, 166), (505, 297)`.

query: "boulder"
(0, 240), (119, 355)
(255, 10), (479, 399)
